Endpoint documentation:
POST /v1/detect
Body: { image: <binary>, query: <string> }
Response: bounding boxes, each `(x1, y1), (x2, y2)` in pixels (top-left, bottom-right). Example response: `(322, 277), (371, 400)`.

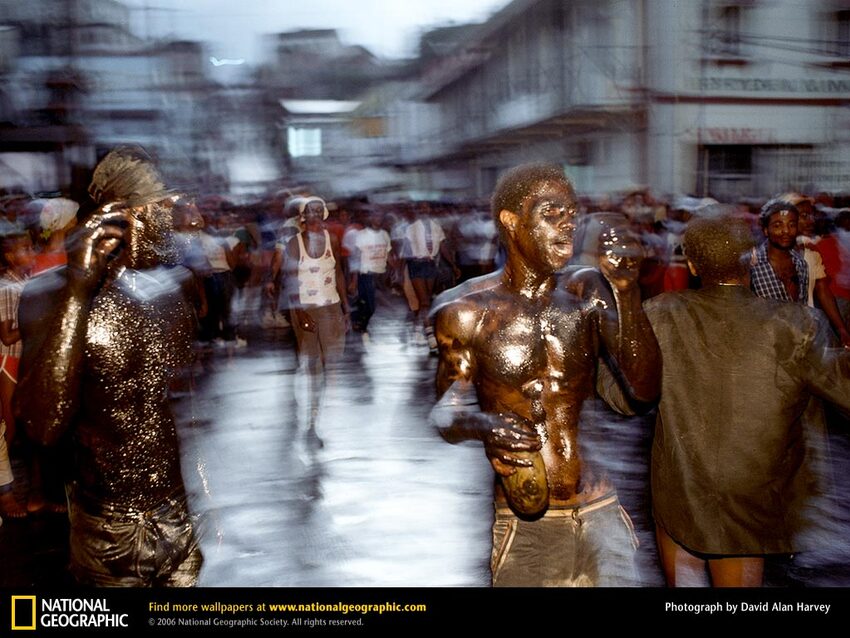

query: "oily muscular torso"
(78, 267), (195, 510)
(437, 267), (619, 505)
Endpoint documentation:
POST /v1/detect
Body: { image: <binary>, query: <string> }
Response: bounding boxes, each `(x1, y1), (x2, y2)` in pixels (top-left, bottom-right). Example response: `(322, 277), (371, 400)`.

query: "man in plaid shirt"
(751, 199), (808, 303)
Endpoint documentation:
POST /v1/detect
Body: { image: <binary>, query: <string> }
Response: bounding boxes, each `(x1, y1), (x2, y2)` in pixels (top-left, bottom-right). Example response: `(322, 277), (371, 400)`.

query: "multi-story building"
(396, 0), (645, 199)
(648, 0), (850, 200)
(262, 29), (415, 197)
(0, 0), (221, 194)
(393, 0), (850, 201)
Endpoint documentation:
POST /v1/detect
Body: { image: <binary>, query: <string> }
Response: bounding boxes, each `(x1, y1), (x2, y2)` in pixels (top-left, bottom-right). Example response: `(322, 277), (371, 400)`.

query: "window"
(704, 3), (747, 59)
(836, 9), (850, 57)
(717, 5), (742, 56)
(287, 127), (321, 157)
(566, 140), (593, 167)
(697, 145), (752, 199)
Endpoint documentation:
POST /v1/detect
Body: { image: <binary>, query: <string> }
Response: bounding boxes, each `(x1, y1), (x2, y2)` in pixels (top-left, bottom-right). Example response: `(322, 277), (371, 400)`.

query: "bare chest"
(473, 303), (595, 390)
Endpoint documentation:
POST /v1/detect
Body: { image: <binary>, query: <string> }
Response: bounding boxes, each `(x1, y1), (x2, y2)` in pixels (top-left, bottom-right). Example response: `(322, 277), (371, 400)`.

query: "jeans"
(199, 271), (235, 342)
(491, 493), (639, 587)
(356, 273), (377, 331)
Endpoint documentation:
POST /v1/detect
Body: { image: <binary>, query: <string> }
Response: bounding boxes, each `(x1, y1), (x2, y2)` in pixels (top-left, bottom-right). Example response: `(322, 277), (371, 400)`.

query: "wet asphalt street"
(3, 290), (850, 588)
(182, 295), (495, 587)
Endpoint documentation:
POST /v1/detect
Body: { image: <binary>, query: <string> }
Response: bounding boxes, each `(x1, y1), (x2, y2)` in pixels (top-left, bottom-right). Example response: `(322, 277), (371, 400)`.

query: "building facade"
(647, 0), (850, 200)
(0, 0), (220, 195)
(390, 0), (850, 201)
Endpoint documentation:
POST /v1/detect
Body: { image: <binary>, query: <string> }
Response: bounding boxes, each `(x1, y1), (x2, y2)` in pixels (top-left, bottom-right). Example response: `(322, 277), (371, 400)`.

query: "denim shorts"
(491, 493), (639, 587)
(291, 303), (346, 370)
(407, 259), (437, 280)
(69, 488), (202, 587)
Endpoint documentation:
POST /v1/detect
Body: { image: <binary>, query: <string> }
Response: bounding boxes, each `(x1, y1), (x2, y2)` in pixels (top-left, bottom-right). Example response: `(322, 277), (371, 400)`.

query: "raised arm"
(573, 233), (661, 408)
(597, 268), (661, 405)
(16, 209), (127, 446)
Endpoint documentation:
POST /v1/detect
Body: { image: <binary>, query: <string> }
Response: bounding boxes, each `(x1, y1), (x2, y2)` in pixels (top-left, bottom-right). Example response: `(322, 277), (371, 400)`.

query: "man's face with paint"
(507, 180), (579, 274)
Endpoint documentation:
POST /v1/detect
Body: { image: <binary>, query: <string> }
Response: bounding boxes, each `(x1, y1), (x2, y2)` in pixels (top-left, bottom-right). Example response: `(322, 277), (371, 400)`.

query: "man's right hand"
(481, 413), (541, 477)
(68, 208), (128, 291)
(293, 308), (316, 333)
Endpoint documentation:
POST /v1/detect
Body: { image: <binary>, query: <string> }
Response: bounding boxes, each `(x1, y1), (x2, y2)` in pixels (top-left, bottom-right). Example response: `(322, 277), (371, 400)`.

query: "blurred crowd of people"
(2, 152), (850, 587)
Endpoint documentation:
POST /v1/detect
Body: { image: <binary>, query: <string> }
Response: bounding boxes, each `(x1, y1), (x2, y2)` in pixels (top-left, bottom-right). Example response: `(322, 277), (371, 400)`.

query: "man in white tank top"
(281, 196), (350, 446)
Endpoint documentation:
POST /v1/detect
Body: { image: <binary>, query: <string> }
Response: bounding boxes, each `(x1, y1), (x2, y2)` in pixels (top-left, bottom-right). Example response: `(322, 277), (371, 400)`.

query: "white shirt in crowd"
(353, 227), (392, 274)
(199, 232), (230, 272)
(405, 218), (445, 259)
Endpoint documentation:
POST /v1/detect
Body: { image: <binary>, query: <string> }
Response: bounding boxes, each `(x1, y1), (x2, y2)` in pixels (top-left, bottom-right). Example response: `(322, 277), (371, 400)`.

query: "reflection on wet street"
(181, 295), (494, 587)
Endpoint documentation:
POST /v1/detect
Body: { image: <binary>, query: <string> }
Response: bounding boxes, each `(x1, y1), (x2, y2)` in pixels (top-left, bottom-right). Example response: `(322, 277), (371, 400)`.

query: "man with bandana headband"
(751, 199), (808, 303)
(430, 164), (660, 586)
(16, 146), (202, 586)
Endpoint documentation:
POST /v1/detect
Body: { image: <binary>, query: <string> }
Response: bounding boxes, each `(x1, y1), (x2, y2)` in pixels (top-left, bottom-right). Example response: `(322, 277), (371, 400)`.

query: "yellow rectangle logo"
(11, 596), (36, 631)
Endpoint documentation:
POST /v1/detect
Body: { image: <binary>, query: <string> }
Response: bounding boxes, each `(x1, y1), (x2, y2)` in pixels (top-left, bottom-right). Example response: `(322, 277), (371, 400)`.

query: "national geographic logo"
(10, 596), (129, 630)
(11, 596), (36, 631)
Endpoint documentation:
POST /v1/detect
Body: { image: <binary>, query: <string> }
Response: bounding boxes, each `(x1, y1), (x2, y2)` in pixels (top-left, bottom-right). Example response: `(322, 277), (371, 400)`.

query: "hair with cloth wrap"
(283, 196), (306, 219)
(759, 198), (799, 229)
(297, 196), (329, 220)
(88, 146), (180, 267)
(88, 146), (174, 208)
(39, 197), (79, 240)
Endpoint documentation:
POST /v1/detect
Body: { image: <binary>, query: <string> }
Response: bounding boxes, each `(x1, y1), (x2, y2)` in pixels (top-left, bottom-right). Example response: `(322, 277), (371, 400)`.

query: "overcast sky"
(125, 0), (510, 61)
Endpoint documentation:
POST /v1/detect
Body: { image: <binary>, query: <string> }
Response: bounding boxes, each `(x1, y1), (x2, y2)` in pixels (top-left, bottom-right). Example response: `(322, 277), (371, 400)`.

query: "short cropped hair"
(490, 163), (573, 241)
(683, 214), (755, 283)
(759, 199), (799, 228)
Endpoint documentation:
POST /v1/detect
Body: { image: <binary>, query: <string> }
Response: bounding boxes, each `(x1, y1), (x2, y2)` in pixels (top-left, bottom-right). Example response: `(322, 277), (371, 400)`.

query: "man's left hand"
(599, 236), (643, 292)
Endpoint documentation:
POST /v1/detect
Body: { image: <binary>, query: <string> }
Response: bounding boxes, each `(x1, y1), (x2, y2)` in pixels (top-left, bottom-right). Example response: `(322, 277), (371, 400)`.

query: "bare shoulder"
(284, 234), (299, 259)
(432, 271), (501, 343)
(327, 230), (341, 249)
(555, 265), (614, 314)
(558, 264), (608, 296)
(20, 268), (67, 333)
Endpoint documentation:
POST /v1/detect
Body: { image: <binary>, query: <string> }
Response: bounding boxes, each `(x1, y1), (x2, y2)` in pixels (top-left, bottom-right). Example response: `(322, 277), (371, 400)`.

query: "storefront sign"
(692, 77), (850, 93)
(698, 127), (777, 143)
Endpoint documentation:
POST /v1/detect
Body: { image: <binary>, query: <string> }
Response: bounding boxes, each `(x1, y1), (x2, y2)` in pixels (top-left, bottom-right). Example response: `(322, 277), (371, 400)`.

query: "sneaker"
(273, 311), (290, 328)
(261, 309), (276, 328)
(234, 337), (248, 348)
